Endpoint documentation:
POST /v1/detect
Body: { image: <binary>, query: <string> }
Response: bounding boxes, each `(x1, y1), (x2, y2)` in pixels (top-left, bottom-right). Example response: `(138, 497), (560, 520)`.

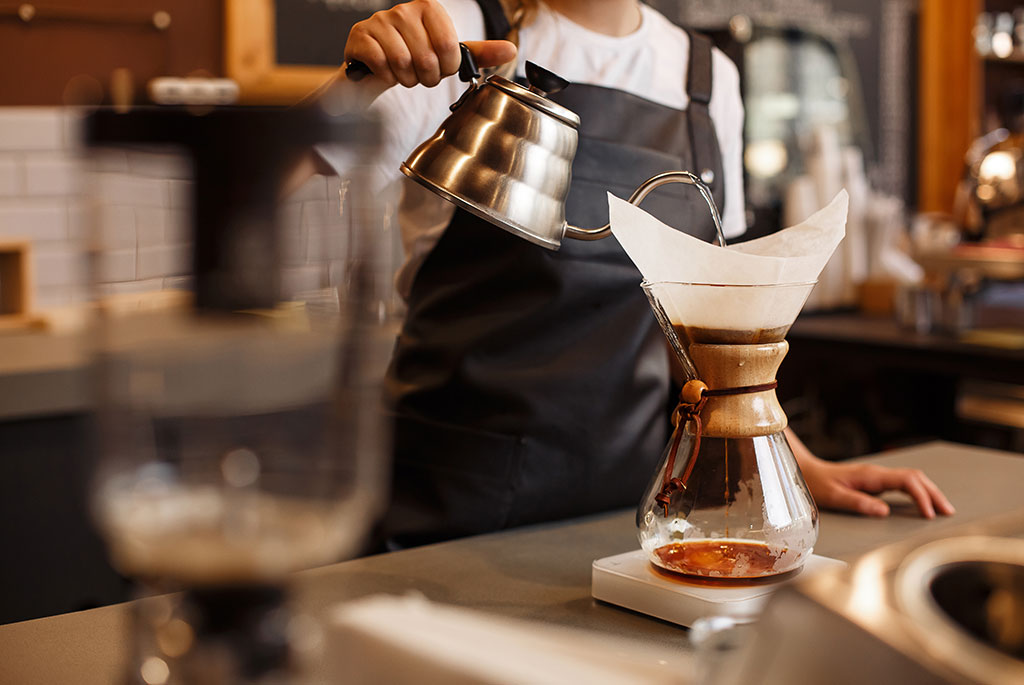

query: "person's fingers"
(805, 461), (954, 519)
(920, 472), (956, 515)
(870, 468), (937, 519)
(421, 1), (461, 76)
(462, 40), (518, 68)
(839, 464), (891, 493)
(822, 484), (890, 517)
(390, 6), (442, 86)
(344, 2), (513, 89)
(374, 23), (419, 88)
(905, 474), (936, 519)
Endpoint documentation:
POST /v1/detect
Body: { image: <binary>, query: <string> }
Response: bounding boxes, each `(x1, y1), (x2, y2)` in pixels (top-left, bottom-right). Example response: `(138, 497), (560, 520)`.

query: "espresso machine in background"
(83, 105), (394, 683)
(915, 88), (1024, 338)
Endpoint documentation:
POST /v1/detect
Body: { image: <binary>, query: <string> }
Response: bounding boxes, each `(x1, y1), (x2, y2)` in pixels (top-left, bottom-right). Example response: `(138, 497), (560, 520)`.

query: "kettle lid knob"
(525, 61), (570, 96)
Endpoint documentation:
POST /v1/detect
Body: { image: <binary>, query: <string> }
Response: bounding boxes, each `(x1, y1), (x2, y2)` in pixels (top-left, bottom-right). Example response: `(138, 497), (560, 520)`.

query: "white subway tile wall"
(97, 205), (136, 249)
(0, 107), (340, 310)
(0, 109), (64, 151)
(136, 244), (190, 281)
(301, 199), (332, 228)
(95, 172), (168, 208)
(281, 224), (307, 266)
(97, 249), (137, 283)
(33, 246), (80, 288)
(0, 158), (20, 196)
(135, 207), (165, 248)
(0, 108), (81, 308)
(163, 209), (189, 245)
(281, 264), (323, 297)
(0, 202), (67, 242)
(166, 179), (191, 209)
(66, 200), (88, 241)
(98, 278), (166, 297)
(24, 155), (80, 196)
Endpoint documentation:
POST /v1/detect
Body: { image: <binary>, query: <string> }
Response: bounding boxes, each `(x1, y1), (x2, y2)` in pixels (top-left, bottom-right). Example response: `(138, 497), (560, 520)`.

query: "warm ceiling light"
(745, 139), (789, 179)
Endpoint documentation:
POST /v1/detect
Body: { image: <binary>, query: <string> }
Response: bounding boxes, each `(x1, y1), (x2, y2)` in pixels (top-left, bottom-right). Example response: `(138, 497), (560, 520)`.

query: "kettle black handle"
(345, 59), (372, 82)
(456, 43), (480, 82)
(346, 42), (480, 83)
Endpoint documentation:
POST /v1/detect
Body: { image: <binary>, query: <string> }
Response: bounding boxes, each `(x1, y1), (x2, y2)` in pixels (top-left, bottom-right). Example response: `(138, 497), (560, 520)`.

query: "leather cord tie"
(655, 379), (779, 516)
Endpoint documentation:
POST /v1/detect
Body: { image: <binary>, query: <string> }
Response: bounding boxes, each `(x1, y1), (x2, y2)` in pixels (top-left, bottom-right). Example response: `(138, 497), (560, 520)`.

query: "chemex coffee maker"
(590, 188), (847, 625)
(637, 281), (819, 579)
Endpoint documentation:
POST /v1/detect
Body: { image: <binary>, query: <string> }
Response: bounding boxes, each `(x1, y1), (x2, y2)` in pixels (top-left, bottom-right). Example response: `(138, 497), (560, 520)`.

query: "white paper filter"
(609, 190), (848, 331)
(648, 281), (815, 336)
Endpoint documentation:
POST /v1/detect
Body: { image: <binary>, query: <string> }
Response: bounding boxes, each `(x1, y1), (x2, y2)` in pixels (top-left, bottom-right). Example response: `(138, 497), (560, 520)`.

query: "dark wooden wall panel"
(0, 1), (223, 106)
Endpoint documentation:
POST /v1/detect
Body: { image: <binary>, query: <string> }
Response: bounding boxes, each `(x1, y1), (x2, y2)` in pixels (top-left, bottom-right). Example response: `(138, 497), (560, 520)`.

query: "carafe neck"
(688, 341), (788, 438)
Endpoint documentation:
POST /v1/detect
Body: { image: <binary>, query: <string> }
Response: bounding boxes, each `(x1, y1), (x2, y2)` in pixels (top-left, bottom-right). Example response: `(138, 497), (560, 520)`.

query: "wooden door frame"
(223, 0), (337, 104)
(918, 0), (982, 214)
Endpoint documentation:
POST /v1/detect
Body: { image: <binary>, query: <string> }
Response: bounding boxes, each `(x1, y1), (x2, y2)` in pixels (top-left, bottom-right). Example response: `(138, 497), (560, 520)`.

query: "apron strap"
(686, 30), (714, 105)
(684, 29), (725, 209)
(475, 0), (512, 41)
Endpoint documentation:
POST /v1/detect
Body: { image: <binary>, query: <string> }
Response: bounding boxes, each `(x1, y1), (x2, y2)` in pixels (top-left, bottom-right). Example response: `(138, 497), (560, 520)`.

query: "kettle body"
(402, 71), (580, 249)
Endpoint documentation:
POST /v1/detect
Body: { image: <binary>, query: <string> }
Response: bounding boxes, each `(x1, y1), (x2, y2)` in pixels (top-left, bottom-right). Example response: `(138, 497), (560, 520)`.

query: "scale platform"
(592, 549), (846, 627)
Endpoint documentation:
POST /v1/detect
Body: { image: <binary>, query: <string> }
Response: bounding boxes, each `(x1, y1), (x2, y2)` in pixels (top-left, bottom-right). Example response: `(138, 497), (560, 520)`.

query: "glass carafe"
(637, 282), (819, 579)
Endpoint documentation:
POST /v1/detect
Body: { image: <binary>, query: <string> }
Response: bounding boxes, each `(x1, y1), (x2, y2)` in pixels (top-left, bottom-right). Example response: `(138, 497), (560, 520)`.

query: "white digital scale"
(592, 549), (847, 627)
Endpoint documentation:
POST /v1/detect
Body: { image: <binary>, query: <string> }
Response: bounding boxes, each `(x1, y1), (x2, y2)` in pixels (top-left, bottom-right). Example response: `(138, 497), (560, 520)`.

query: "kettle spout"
(565, 171), (726, 247)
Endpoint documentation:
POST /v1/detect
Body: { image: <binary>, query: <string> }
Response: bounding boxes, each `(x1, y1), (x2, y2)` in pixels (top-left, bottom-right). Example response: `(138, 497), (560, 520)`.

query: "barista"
(317, 0), (954, 547)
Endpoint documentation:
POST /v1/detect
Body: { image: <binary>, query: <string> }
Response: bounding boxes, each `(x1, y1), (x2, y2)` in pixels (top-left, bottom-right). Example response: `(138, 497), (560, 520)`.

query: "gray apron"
(384, 7), (725, 546)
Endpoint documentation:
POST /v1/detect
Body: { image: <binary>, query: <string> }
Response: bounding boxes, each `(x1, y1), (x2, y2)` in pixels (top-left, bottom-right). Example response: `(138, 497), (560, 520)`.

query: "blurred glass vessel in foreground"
(84, 105), (392, 683)
(637, 282), (819, 579)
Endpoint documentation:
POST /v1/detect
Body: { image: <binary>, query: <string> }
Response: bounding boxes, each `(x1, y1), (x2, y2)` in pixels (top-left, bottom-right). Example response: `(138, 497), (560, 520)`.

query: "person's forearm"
(785, 426), (818, 468)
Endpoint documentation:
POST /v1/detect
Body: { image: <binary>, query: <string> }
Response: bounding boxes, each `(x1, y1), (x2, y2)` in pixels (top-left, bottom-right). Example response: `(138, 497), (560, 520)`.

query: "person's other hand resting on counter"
(787, 429), (955, 519)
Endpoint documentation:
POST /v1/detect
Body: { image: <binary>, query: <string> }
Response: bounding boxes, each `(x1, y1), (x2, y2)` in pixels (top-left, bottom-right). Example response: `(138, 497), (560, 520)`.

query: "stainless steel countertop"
(2, 441), (1022, 684)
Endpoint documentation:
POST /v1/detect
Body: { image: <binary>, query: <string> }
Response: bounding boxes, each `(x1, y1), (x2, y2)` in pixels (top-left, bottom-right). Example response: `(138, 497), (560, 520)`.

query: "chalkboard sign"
(274, 0), (399, 68)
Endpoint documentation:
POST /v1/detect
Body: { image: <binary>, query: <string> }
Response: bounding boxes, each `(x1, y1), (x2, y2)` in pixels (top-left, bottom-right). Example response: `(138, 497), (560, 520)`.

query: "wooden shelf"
(983, 52), (1024, 65)
(914, 246), (1024, 280)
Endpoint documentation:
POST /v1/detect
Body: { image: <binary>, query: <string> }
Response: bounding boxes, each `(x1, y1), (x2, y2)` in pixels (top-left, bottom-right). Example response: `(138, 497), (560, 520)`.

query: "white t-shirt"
(327, 0), (746, 297)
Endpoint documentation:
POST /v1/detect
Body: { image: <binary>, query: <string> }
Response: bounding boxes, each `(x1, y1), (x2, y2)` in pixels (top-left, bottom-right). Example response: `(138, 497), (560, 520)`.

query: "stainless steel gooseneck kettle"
(349, 44), (725, 249)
